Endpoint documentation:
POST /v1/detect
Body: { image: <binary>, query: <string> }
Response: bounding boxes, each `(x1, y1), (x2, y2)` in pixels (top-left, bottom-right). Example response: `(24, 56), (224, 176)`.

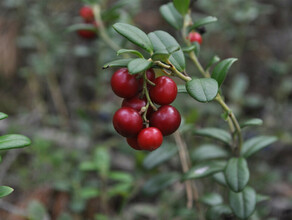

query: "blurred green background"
(0, 0), (291, 219)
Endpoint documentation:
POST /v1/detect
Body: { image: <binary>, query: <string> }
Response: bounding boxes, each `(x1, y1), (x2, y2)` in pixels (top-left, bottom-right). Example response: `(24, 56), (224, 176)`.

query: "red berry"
(150, 105), (181, 136)
(138, 69), (156, 89)
(149, 76), (177, 105)
(137, 127), (163, 151)
(111, 68), (140, 98)
(127, 137), (141, 150)
(122, 96), (146, 113)
(80, 6), (94, 22)
(187, 32), (202, 44)
(77, 29), (96, 39)
(113, 107), (143, 137)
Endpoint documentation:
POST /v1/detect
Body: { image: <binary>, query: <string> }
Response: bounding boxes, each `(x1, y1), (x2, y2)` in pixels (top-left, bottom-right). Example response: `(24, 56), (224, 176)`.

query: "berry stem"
(142, 71), (157, 123)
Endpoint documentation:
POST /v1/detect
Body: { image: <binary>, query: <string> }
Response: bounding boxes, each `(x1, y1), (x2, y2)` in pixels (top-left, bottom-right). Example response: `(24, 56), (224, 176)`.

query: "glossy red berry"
(149, 76), (177, 105)
(111, 68), (140, 98)
(187, 32), (202, 44)
(80, 6), (94, 22)
(113, 107), (143, 137)
(126, 137), (141, 150)
(122, 96), (146, 113)
(77, 29), (96, 39)
(150, 105), (181, 136)
(137, 127), (163, 151)
(138, 69), (156, 89)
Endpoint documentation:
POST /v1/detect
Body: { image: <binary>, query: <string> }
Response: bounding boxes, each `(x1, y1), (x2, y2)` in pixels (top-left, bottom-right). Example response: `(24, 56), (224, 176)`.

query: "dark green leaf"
(113, 23), (153, 53)
(229, 186), (256, 219)
(143, 143), (178, 170)
(151, 51), (170, 62)
(206, 55), (220, 70)
(128, 58), (153, 75)
(256, 194), (270, 203)
(148, 31), (185, 71)
(194, 127), (232, 145)
(191, 144), (229, 162)
(200, 193), (223, 206)
(66, 23), (97, 33)
(108, 171), (134, 183)
(212, 58), (238, 87)
(173, 0), (190, 15)
(189, 16), (218, 31)
(224, 157), (249, 192)
(241, 136), (277, 158)
(182, 161), (226, 180)
(177, 84), (187, 93)
(213, 172), (227, 186)
(160, 3), (183, 30)
(117, 49), (144, 58)
(142, 172), (180, 195)
(103, 58), (134, 69)
(240, 118), (263, 128)
(0, 112), (8, 120)
(0, 134), (31, 151)
(0, 186), (14, 198)
(182, 45), (196, 53)
(80, 187), (100, 199)
(206, 205), (232, 220)
(186, 78), (218, 102)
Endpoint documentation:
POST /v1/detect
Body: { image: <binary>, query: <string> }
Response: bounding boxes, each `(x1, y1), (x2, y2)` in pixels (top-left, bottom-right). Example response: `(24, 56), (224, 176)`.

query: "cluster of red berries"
(111, 68), (181, 151)
(187, 31), (202, 44)
(78, 6), (98, 39)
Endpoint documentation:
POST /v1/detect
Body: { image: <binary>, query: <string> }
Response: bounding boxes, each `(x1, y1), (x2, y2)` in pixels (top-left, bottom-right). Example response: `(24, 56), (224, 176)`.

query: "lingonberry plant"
(0, 113), (31, 198)
(72, 0), (278, 219)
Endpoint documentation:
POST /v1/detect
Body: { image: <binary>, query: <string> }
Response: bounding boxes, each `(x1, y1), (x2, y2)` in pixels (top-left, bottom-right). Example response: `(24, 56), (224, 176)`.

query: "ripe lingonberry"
(77, 29), (96, 39)
(138, 69), (156, 89)
(80, 6), (94, 22)
(149, 76), (177, 105)
(122, 96), (154, 117)
(137, 127), (163, 151)
(126, 137), (141, 150)
(113, 107), (143, 137)
(111, 68), (140, 98)
(150, 105), (181, 136)
(187, 32), (202, 44)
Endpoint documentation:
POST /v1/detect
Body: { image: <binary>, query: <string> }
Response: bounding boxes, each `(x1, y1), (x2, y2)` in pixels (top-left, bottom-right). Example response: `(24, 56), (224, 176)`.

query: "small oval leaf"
(213, 172), (227, 186)
(103, 58), (134, 69)
(173, 0), (190, 15)
(66, 23), (97, 33)
(160, 3), (183, 30)
(241, 136), (277, 158)
(117, 49), (144, 58)
(0, 112), (8, 120)
(240, 118), (263, 128)
(200, 193), (223, 206)
(224, 157), (249, 192)
(229, 186), (256, 219)
(0, 134), (31, 151)
(127, 58), (153, 75)
(212, 58), (237, 87)
(177, 84), (187, 93)
(186, 78), (218, 103)
(191, 144), (229, 162)
(206, 55), (220, 70)
(183, 161), (226, 180)
(0, 186), (14, 198)
(194, 127), (232, 145)
(189, 16), (218, 30)
(113, 23), (153, 53)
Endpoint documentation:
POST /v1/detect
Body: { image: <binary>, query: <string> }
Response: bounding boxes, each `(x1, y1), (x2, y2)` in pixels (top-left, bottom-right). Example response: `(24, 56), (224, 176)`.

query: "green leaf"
(103, 58), (134, 69)
(80, 187), (100, 199)
(0, 186), (14, 198)
(93, 147), (110, 177)
(143, 143), (178, 170)
(256, 194), (270, 203)
(0, 112), (8, 120)
(182, 161), (226, 180)
(66, 23), (97, 33)
(108, 171), (134, 183)
(212, 58), (237, 87)
(160, 3), (183, 30)
(189, 16), (218, 31)
(194, 127), (232, 145)
(182, 45), (196, 53)
(148, 30), (185, 72)
(229, 186), (256, 219)
(127, 58), (153, 75)
(191, 144), (229, 162)
(213, 172), (227, 186)
(240, 118), (263, 128)
(173, 0), (190, 15)
(142, 172), (180, 195)
(113, 23), (153, 53)
(224, 157), (249, 192)
(28, 200), (48, 220)
(177, 84), (187, 93)
(117, 49), (144, 58)
(206, 205), (232, 220)
(206, 55), (220, 70)
(241, 136), (277, 158)
(200, 193), (223, 206)
(186, 78), (218, 103)
(0, 134), (31, 151)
